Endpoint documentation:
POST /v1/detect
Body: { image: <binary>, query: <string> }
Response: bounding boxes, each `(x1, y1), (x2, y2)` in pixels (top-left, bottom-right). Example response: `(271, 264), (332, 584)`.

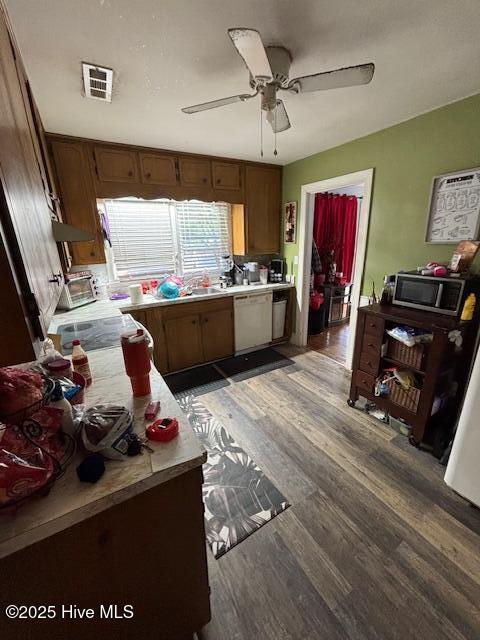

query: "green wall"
(282, 93), (480, 294)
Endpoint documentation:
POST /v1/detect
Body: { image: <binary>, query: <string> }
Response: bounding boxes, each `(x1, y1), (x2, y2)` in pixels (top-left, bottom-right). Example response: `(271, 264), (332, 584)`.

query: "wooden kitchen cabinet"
(179, 156), (212, 187)
(50, 140), (105, 264)
(130, 297), (235, 374)
(201, 307), (234, 361)
(0, 467), (211, 640)
(0, 6), (63, 358)
(139, 152), (178, 186)
(47, 133), (282, 263)
(244, 165), (282, 254)
(93, 146), (139, 182)
(164, 313), (204, 371)
(212, 161), (241, 190)
(144, 307), (169, 373)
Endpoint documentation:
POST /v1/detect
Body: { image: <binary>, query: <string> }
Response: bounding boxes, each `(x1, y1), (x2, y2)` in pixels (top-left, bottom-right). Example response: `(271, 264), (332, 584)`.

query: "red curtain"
(313, 192), (358, 282)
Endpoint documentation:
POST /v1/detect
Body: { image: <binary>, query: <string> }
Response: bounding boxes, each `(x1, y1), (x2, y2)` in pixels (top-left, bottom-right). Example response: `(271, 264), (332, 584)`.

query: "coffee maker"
(220, 254), (235, 287)
(269, 259), (285, 283)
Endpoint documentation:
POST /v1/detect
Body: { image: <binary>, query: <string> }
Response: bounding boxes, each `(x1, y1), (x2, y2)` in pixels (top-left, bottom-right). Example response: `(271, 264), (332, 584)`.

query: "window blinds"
(105, 199), (175, 279)
(104, 198), (231, 280)
(175, 201), (231, 276)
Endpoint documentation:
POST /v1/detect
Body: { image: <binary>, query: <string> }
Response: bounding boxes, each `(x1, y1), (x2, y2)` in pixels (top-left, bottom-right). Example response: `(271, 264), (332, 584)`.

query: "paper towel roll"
(129, 284), (143, 305)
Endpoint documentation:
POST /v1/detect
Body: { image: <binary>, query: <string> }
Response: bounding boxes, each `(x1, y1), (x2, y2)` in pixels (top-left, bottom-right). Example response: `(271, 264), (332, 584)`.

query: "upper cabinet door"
(212, 161), (241, 191)
(179, 157), (211, 187)
(139, 153), (178, 186)
(51, 141), (105, 265)
(0, 15), (63, 333)
(94, 147), (138, 182)
(245, 165), (281, 255)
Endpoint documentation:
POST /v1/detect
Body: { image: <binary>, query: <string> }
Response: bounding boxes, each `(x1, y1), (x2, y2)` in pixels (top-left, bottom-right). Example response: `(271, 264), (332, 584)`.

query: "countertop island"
(1, 322), (210, 638)
(0, 347), (206, 559)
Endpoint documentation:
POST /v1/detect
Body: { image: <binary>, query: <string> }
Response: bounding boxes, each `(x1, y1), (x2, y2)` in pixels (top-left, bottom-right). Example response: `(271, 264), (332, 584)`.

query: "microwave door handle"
(435, 283), (444, 307)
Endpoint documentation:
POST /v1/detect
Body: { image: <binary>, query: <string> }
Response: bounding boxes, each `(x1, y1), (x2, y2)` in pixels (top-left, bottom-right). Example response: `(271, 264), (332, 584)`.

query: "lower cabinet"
(164, 314), (204, 372)
(201, 308), (234, 361)
(127, 297), (234, 374)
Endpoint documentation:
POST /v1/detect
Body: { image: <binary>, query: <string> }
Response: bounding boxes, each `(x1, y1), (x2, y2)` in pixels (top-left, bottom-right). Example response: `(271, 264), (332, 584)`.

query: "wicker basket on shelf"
(387, 339), (425, 370)
(385, 378), (420, 413)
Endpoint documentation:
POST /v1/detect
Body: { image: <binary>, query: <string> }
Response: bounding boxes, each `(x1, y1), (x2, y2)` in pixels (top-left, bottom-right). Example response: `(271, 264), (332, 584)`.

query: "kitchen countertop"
(0, 347), (206, 559)
(49, 281), (294, 333)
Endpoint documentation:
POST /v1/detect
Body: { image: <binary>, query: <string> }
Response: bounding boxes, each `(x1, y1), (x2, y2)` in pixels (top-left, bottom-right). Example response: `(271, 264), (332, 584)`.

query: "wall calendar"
(425, 167), (480, 244)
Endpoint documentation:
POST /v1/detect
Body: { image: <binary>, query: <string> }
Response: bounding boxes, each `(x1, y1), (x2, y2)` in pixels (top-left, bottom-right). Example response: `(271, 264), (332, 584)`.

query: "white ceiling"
(6, 0), (480, 165)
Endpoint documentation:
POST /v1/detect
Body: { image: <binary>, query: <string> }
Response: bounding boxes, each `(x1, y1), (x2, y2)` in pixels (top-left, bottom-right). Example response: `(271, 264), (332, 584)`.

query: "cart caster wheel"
(408, 435), (420, 448)
(347, 398), (355, 408)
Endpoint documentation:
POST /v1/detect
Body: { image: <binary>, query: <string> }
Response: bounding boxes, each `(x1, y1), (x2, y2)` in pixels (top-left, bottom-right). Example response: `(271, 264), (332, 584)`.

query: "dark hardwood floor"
(198, 345), (480, 640)
(308, 322), (349, 365)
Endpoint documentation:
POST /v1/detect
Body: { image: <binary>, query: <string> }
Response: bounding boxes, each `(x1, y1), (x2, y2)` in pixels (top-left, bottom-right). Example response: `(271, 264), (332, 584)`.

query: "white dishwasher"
(234, 291), (273, 353)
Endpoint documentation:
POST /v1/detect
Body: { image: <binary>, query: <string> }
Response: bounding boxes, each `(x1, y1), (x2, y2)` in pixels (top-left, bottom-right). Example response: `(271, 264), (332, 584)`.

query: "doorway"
(292, 169), (374, 370)
(307, 184), (364, 366)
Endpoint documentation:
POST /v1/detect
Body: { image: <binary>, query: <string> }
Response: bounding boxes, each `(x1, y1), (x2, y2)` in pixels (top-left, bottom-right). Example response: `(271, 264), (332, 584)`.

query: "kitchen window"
(103, 198), (232, 281)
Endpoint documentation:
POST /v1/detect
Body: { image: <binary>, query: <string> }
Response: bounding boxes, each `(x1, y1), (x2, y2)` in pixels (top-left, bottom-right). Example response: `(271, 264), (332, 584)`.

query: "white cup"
(129, 284), (144, 305)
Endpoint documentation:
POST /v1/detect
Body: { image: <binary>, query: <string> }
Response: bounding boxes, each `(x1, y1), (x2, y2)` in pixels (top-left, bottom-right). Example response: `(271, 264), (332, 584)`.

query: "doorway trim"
(292, 168), (374, 369)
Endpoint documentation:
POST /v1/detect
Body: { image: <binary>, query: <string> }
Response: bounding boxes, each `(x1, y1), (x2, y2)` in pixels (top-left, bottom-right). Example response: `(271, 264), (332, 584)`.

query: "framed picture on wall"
(284, 201), (297, 243)
(425, 167), (480, 243)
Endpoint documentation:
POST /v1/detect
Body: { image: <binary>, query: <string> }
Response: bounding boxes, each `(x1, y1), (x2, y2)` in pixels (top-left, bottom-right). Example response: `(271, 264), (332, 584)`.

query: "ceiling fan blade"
(288, 63), (374, 93)
(268, 100), (291, 133)
(228, 28), (272, 83)
(181, 92), (257, 114)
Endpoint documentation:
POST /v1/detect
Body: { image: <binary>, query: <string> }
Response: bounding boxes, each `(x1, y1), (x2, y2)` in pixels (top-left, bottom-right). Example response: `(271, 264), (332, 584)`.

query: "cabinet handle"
(145, 172), (151, 178)
(216, 178), (220, 184)
(191, 319), (196, 325)
(48, 272), (62, 285)
(202, 177), (207, 183)
(128, 171), (133, 177)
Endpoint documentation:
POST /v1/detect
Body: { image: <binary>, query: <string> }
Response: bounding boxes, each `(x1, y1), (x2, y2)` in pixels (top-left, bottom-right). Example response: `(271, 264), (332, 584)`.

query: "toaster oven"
(57, 273), (97, 310)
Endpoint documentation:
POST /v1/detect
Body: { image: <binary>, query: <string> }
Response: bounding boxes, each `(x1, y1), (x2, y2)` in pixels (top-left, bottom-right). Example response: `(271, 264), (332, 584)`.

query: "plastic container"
(272, 299), (288, 339)
(72, 339), (92, 386)
(121, 329), (151, 396)
(461, 293), (476, 321)
(260, 267), (268, 285)
(70, 371), (86, 405)
(46, 358), (73, 380)
(50, 380), (75, 436)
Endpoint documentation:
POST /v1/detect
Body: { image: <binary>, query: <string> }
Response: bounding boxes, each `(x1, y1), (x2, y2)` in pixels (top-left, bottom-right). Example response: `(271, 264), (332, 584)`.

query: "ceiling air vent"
(82, 62), (113, 102)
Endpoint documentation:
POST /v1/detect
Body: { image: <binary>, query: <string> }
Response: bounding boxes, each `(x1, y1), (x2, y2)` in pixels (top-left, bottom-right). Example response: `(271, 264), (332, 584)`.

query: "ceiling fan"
(181, 28), (375, 153)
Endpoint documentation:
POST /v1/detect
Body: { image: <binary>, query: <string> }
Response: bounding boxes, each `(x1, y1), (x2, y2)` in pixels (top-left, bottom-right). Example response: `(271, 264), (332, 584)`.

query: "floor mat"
(215, 348), (294, 382)
(178, 395), (290, 559)
(164, 364), (229, 398)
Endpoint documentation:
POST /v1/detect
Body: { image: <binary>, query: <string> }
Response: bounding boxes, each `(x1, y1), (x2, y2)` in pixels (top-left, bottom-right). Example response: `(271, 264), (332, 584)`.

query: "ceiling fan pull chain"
(274, 108), (278, 156)
(260, 101), (264, 157)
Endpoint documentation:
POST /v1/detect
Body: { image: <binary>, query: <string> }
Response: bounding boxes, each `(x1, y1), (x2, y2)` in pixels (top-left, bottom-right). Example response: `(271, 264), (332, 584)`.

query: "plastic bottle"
(461, 293), (476, 321)
(200, 269), (211, 288)
(50, 380), (75, 436)
(71, 339), (92, 386)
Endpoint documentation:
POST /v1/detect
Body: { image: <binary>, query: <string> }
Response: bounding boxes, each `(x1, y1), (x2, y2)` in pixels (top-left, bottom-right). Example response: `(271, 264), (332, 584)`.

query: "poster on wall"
(425, 167), (480, 244)
(284, 201), (297, 243)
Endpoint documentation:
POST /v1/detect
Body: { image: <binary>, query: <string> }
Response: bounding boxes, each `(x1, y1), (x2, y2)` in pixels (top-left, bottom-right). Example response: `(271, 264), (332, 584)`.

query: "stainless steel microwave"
(392, 272), (466, 316)
(57, 274), (97, 310)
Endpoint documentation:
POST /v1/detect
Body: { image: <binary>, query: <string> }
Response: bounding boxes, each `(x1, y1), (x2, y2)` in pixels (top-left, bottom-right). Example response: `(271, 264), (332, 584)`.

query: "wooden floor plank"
(196, 346), (480, 639)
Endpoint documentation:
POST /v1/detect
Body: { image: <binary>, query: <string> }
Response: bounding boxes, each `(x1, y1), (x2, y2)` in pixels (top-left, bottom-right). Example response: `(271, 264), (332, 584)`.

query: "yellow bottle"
(461, 293), (476, 321)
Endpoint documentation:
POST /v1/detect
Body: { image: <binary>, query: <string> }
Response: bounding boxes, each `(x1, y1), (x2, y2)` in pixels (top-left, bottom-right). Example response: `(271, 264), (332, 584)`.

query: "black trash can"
(308, 302), (326, 335)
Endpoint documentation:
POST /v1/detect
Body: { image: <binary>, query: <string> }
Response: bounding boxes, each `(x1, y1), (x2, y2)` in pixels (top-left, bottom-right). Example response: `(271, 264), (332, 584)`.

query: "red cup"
(121, 329), (151, 397)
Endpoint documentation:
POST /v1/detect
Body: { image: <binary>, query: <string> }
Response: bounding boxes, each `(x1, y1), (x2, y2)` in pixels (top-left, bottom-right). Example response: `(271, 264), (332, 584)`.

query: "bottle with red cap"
(121, 329), (151, 397)
(71, 339), (92, 386)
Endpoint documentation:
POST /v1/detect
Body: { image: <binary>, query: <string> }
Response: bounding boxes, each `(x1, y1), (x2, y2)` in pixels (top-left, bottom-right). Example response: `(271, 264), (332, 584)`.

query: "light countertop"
(0, 347), (206, 559)
(49, 281), (294, 333)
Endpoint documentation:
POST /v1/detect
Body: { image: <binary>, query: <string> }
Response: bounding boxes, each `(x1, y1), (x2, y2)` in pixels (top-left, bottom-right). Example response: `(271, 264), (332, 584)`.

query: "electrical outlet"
(293, 255), (299, 265)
